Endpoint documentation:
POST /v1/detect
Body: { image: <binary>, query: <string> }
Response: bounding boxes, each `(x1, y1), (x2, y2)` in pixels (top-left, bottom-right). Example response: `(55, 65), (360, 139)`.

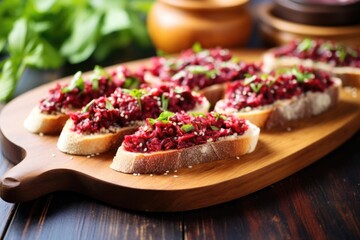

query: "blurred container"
(147, 0), (252, 53)
(273, 0), (360, 26)
(257, 3), (360, 47)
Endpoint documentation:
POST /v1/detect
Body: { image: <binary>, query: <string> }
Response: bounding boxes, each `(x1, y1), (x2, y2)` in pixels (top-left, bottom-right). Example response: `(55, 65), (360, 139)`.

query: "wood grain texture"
(183, 131), (360, 240)
(2, 192), (182, 240)
(0, 50), (359, 212)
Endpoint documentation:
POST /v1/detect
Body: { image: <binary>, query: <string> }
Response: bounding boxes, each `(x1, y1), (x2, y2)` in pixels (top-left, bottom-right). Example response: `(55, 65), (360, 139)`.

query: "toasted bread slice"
(57, 120), (142, 155)
(111, 122), (259, 174)
(24, 106), (70, 135)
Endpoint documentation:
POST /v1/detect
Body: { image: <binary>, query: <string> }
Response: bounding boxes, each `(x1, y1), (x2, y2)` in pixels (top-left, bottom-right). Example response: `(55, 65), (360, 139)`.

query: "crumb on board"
(51, 153), (56, 157)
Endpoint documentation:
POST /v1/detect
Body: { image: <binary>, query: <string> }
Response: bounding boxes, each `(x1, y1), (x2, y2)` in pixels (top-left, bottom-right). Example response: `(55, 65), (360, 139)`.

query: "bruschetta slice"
(214, 66), (341, 129)
(111, 111), (260, 174)
(262, 38), (360, 87)
(24, 65), (143, 134)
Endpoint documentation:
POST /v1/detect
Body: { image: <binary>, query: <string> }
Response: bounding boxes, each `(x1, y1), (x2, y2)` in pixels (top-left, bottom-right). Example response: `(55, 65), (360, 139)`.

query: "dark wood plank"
(184, 131), (360, 240)
(0, 104), (16, 238)
(0, 152), (15, 238)
(3, 192), (182, 240)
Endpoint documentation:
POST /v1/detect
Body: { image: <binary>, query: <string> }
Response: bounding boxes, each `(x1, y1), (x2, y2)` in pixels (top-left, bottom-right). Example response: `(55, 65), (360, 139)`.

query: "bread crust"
(57, 120), (140, 155)
(215, 78), (341, 129)
(111, 122), (260, 174)
(24, 106), (69, 135)
(262, 52), (360, 87)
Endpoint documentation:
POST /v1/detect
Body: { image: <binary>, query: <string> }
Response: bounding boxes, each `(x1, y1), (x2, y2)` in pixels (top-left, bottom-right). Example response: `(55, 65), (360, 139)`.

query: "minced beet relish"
(144, 47), (261, 90)
(123, 111), (249, 153)
(70, 85), (204, 134)
(39, 66), (144, 114)
(272, 39), (360, 68)
(220, 66), (334, 110)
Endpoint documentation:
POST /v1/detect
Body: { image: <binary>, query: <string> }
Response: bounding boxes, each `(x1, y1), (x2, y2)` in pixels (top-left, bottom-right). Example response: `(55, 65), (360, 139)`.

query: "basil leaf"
(182, 124), (194, 132)
(62, 71), (84, 93)
(0, 58), (25, 102)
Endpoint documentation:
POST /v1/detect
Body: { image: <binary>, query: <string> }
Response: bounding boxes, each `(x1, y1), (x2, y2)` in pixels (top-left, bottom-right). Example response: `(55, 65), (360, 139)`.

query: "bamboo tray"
(1, 50), (359, 212)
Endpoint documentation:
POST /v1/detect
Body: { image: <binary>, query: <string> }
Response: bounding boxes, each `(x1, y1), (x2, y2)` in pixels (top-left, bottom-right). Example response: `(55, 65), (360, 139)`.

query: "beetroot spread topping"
(122, 111), (249, 153)
(39, 65), (144, 114)
(144, 45), (261, 90)
(272, 38), (360, 68)
(217, 66), (334, 111)
(69, 85), (205, 134)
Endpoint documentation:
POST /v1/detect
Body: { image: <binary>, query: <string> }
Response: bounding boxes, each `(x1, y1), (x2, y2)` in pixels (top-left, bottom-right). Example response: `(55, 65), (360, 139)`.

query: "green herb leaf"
(91, 65), (108, 91)
(336, 47), (347, 62)
(122, 88), (147, 111)
(123, 77), (140, 89)
(347, 48), (358, 58)
(62, 71), (84, 93)
(192, 42), (203, 53)
(182, 124), (195, 132)
(291, 68), (314, 83)
(82, 99), (95, 113)
(213, 112), (226, 121)
(260, 73), (269, 81)
(105, 99), (114, 110)
(244, 75), (256, 85)
(250, 83), (263, 93)
(148, 118), (156, 125)
(231, 56), (239, 63)
(187, 65), (218, 79)
(297, 38), (313, 52)
(151, 111), (175, 124)
(191, 112), (206, 117)
(156, 49), (168, 57)
(161, 93), (168, 111)
(210, 125), (219, 131)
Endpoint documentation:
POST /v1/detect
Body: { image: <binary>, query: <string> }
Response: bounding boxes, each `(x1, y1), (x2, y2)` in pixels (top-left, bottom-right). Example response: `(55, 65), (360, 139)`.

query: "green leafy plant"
(0, 0), (154, 102)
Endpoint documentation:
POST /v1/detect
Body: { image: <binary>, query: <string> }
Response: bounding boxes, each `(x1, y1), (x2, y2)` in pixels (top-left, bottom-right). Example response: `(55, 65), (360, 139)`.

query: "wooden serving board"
(1, 50), (359, 212)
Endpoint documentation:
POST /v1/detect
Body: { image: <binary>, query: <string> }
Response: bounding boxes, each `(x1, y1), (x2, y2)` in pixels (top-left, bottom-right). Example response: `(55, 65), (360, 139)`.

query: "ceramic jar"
(147, 0), (252, 53)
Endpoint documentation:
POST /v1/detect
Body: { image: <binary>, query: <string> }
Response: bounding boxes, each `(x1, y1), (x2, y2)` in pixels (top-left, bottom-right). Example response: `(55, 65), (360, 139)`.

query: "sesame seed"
(188, 166), (193, 168)
(87, 155), (91, 158)
(150, 174), (153, 177)
(70, 156), (73, 160)
(236, 156), (240, 160)
(133, 173), (138, 176)
(174, 175), (178, 178)
(52, 153), (56, 157)
(166, 170), (170, 173)
(39, 132), (44, 137)
(164, 172), (168, 176)
(174, 170), (178, 173)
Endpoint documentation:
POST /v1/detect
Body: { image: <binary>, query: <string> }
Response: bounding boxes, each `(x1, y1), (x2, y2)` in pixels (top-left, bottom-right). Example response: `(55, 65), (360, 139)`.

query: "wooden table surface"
(1, 122), (359, 239)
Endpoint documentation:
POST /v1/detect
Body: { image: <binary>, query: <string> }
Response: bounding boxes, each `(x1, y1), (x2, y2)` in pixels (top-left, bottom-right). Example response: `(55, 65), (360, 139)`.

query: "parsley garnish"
(192, 42), (203, 53)
(181, 124), (195, 132)
(250, 83), (263, 93)
(210, 125), (219, 131)
(291, 68), (314, 83)
(187, 65), (218, 79)
(213, 112), (226, 121)
(105, 99), (114, 110)
(161, 93), (168, 111)
(81, 99), (95, 113)
(191, 112), (206, 117)
(297, 38), (313, 52)
(62, 71), (85, 93)
(123, 77), (140, 89)
(122, 89), (147, 111)
(148, 111), (175, 125)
